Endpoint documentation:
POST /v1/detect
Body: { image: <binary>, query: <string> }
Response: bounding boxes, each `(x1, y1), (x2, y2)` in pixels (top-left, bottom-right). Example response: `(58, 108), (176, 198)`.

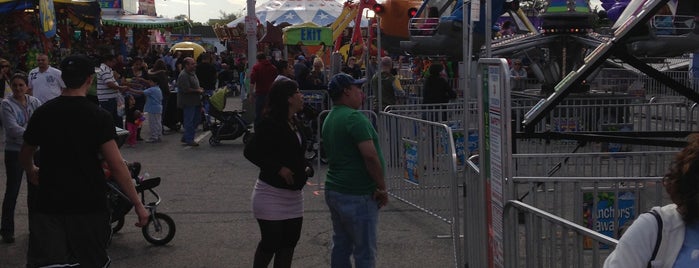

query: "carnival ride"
(399, 0), (520, 58)
(397, 0), (699, 136)
(515, 0), (699, 131)
(331, 0), (423, 56)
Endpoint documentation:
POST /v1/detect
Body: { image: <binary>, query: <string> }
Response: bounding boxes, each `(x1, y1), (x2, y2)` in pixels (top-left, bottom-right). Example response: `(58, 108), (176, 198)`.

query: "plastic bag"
(117, 94), (125, 117)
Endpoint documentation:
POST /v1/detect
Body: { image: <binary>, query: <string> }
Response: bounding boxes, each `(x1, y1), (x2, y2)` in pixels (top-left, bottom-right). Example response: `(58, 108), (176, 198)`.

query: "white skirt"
(251, 179), (303, 221)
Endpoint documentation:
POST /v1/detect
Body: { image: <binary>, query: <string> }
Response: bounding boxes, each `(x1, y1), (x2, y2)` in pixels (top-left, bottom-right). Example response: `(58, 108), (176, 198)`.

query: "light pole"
(188, 0), (191, 36)
(365, 9), (381, 111)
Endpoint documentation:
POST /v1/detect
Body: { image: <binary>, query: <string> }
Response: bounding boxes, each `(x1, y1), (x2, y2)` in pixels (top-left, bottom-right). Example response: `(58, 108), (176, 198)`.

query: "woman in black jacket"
(244, 79), (308, 268)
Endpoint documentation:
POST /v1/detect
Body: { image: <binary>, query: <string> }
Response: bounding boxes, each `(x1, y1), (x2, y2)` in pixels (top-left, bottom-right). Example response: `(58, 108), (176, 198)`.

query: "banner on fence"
(582, 191), (636, 249)
(403, 138), (419, 184)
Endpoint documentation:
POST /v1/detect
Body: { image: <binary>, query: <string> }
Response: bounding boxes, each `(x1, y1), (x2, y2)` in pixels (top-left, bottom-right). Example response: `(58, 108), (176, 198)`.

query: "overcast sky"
(156, 0), (605, 24)
(156, 0), (246, 23)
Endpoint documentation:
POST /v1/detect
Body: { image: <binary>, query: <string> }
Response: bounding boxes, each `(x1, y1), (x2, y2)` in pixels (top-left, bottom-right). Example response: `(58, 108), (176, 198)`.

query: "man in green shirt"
(322, 73), (388, 268)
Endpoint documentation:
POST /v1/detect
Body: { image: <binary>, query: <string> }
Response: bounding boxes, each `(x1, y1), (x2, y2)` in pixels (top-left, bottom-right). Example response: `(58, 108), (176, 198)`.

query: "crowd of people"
(0, 48), (465, 267)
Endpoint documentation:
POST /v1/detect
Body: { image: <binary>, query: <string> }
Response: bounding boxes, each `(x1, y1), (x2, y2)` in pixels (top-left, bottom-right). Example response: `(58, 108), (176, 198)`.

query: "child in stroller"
(207, 87), (253, 146)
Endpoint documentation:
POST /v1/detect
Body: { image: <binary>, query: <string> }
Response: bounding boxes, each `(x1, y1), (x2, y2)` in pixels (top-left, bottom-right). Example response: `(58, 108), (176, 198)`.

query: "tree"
(207, 10), (243, 26)
(174, 14), (189, 21)
(173, 14), (203, 26)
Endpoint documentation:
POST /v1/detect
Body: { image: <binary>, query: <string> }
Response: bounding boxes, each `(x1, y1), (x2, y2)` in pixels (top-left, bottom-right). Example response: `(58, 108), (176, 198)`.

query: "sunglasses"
(1, 65), (9, 68)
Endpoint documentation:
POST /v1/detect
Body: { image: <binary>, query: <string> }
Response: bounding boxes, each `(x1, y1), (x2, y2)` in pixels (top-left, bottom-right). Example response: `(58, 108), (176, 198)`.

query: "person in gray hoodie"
(0, 72), (41, 243)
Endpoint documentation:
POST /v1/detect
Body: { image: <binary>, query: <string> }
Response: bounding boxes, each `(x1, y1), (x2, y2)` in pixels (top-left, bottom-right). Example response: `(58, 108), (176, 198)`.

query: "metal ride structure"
(399, 0), (699, 140)
(330, 0), (422, 57)
(401, 0), (699, 102)
(519, 0), (699, 132)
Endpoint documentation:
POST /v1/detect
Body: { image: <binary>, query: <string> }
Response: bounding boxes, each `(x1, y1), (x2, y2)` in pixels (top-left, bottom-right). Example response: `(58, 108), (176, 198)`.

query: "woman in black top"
(244, 79), (308, 268)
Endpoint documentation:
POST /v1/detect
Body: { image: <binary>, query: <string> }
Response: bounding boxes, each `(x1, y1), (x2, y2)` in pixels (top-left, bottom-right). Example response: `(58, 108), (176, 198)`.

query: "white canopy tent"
(227, 0), (368, 27)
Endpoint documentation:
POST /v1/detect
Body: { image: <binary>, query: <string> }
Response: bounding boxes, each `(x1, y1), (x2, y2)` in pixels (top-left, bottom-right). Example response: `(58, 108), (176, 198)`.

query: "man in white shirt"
(28, 53), (65, 104)
(96, 54), (128, 128)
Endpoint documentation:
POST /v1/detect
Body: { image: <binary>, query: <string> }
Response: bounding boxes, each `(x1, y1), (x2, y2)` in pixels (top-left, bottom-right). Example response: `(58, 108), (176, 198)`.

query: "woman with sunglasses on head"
(244, 79), (310, 268)
(0, 73), (41, 243)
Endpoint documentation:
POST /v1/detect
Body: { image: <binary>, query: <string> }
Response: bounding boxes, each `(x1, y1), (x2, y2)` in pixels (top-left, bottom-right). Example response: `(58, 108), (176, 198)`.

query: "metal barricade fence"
(504, 200), (620, 268)
(377, 112), (462, 268)
(300, 90), (331, 113)
(504, 176), (668, 268)
(512, 97), (694, 132)
(384, 102), (479, 172)
(383, 81), (690, 266)
(465, 150), (675, 267)
(511, 151), (674, 218)
(384, 102), (473, 124)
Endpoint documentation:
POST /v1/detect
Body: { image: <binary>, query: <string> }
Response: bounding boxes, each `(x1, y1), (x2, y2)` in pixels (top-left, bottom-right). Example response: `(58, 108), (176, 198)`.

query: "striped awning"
(102, 14), (190, 29)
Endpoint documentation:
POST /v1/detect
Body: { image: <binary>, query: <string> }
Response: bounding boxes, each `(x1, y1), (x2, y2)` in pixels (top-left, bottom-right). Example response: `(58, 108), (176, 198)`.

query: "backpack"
(647, 210), (663, 268)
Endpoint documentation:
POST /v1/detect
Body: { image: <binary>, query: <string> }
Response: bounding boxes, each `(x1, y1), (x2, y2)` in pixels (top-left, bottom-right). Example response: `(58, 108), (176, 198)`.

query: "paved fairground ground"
(0, 95), (457, 268)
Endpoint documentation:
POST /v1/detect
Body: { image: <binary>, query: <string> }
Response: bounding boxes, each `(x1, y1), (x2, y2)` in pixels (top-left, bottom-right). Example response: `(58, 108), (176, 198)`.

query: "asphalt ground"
(0, 96), (455, 268)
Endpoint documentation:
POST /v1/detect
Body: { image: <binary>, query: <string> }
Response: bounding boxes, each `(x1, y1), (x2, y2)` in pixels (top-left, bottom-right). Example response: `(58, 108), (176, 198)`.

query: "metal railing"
(378, 112), (462, 267)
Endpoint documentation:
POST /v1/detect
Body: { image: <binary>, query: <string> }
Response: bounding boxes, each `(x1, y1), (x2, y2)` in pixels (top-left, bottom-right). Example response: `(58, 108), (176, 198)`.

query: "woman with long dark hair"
(244, 79), (309, 268)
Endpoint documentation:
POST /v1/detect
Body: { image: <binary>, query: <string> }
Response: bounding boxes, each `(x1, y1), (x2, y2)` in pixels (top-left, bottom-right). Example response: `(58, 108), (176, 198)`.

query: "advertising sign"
(583, 191), (636, 249)
(98, 0), (122, 8)
(403, 138), (419, 184)
(245, 16), (257, 36)
(478, 58), (511, 268)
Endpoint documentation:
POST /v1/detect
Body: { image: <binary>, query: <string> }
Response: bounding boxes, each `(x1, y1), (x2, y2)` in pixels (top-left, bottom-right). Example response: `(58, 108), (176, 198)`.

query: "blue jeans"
(325, 190), (379, 268)
(182, 105), (201, 143)
(99, 98), (123, 128)
(1, 150), (23, 237)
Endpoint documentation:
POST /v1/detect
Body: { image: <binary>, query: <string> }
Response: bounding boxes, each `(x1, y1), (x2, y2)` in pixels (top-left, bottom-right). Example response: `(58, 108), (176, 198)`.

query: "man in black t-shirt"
(19, 55), (149, 268)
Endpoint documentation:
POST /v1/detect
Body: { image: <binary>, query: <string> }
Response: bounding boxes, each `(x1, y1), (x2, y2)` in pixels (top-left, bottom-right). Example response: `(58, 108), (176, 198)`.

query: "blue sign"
(583, 191), (635, 249)
(403, 140), (419, 184)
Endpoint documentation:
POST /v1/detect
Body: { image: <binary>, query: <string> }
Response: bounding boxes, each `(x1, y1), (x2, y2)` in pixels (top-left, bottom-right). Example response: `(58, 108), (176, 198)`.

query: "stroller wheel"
(209, 136), (221, 146)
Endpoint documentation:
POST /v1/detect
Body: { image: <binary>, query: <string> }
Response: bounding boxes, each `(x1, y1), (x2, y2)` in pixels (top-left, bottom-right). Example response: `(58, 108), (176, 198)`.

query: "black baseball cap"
(60, 55), (95, 78)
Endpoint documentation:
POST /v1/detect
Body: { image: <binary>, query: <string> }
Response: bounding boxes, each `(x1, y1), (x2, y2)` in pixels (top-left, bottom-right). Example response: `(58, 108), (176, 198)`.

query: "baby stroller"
(207, 87), (253, 146)
(299, 103), (326, 163)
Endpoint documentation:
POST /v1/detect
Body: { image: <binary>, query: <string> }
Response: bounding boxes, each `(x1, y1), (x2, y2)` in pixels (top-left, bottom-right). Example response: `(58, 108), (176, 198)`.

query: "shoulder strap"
(647, 210), (663, 268)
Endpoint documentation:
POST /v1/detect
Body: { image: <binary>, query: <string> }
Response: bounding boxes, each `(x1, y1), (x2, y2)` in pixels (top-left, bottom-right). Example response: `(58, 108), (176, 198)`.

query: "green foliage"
(207, 10), (242, 26)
